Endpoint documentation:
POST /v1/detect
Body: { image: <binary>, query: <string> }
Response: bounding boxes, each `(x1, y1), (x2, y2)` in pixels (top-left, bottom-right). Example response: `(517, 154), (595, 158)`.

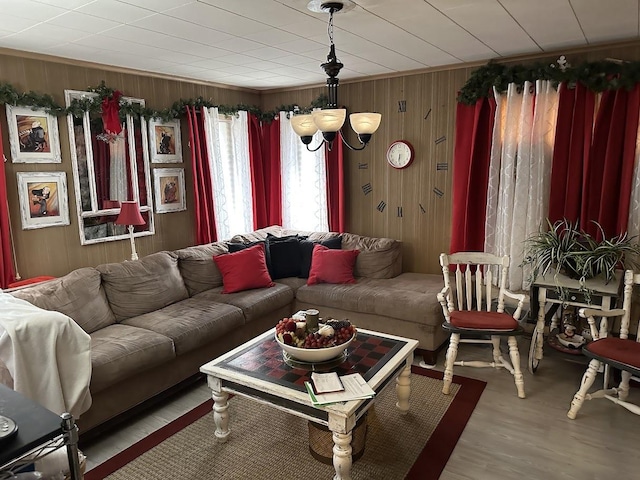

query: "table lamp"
(115, 201), (145, 261)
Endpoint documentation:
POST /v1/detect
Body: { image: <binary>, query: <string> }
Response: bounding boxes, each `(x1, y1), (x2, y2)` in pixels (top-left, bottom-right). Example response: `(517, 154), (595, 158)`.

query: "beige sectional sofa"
(3, 225), (445, 437)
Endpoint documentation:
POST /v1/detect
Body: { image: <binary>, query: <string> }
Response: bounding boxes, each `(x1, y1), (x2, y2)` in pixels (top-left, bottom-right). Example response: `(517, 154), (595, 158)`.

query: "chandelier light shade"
(115, 200), (145, 261)
(294, 1), (381, 151)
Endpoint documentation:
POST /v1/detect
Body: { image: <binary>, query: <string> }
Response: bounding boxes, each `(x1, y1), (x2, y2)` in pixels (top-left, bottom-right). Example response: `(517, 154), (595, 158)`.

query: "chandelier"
(291, 1), (381, 151)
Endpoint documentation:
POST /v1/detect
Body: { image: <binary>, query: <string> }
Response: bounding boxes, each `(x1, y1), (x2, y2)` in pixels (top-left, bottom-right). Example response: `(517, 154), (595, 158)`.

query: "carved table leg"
(212, 390), (230, 442)
(443, 333), (460, 395)
(332, 431), (353, 480)
(396, 357), (412, 413)
(567, 359), (600, 419)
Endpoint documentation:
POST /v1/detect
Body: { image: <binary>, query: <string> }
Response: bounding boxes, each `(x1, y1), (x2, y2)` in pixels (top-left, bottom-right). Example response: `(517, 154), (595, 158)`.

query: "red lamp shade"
(115, 201), (145, 226)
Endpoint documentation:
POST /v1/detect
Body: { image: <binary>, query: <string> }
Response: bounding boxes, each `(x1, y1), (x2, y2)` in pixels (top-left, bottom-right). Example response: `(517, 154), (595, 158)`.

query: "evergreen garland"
(458, 58), (640, 104)
(0, 80), (329, 122)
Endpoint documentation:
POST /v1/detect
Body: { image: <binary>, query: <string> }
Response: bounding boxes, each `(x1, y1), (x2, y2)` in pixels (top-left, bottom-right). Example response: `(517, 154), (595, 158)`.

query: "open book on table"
(305, 372), (375, 406)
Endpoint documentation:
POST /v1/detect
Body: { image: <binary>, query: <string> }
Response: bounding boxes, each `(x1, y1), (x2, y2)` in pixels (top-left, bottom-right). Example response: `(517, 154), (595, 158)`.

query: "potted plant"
(522, 218), (640, 301)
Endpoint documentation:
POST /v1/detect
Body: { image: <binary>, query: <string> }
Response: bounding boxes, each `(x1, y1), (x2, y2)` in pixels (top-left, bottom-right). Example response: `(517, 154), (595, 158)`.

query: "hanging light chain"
(327, 8), (335, 46)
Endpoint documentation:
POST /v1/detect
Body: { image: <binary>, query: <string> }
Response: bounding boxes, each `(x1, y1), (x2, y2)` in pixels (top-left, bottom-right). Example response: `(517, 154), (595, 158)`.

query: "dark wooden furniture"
(0, 384), (81, 479)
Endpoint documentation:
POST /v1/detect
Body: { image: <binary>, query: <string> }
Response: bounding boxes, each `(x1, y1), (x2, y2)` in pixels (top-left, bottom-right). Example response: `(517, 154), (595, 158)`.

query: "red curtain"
(548, 82), (596, 227)
(248, 114), (268, 229)
(450, 96), (496, 253)
(325, 139), (345, 232)
(583, 83), (640, 238)
(0, 123), (16, 289)
(260, 117), (282, 227)
(186, 106), (217, 244)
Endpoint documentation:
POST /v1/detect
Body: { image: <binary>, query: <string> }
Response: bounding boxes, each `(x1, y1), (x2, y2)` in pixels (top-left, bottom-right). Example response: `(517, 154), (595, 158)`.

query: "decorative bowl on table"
(275, 318), (356, 363)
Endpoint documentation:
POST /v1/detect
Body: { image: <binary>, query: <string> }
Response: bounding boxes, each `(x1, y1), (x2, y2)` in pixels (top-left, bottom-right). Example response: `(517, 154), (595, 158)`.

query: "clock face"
(386, 140), (414, 169)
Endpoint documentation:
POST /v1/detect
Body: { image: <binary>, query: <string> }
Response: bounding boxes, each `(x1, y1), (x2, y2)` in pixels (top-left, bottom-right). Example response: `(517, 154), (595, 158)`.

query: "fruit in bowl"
(275, 318), (356, 362)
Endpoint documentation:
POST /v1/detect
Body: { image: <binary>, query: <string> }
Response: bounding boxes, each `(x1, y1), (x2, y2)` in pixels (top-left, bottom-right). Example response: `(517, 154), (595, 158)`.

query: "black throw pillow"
(227, 240), (270, 270)
(265, 233), (310, 279)
(298, 236), (343, 278)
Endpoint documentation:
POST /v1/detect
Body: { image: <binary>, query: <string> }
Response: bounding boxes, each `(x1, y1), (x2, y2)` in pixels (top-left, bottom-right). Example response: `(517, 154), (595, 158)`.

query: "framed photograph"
(6, 105), (62, 163)
(153, 168), (186, 213)
(17, 172), (70, 229)
(149, 118), (182, 163)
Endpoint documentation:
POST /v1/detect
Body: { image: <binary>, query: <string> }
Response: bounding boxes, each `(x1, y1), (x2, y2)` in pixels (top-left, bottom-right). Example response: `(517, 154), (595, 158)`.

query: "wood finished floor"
(81, 336), (640, 479)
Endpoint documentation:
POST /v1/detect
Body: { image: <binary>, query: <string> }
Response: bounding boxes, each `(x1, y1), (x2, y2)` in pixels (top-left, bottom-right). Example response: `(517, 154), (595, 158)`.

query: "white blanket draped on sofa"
(0, 290), (92, 419)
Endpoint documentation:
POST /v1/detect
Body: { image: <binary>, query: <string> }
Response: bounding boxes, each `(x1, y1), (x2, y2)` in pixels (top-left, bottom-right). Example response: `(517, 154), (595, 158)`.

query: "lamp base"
(127, 225), (139, 261)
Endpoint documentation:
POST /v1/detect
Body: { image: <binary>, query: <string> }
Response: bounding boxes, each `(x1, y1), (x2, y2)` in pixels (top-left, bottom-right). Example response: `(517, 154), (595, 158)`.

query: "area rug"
(85, 366), (485, 480)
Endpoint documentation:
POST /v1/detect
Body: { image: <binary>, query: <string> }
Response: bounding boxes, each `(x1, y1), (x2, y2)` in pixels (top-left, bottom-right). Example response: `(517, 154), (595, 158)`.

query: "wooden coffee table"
(200, 327), (418, 480)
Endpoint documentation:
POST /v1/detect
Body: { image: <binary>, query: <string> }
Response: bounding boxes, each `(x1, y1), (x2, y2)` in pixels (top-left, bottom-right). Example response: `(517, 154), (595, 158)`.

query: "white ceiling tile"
(76, 0), (154, 23)
(245, 46), (292, 60)
(130, 14), (232, 46)
(116, 0), (195, 13)
(213, 37), (266, 53)
(0, 0), (66, 21)
(210, 54), (261, 67)
(34, 0), (95, 8)
(275, 38), (325, 54)
(19, 24), (91, 43)
(183, 58), (235, 70)
(0, 15), (42, 33)
(244, 28), (299, 45)
(241, 60), (281, 71)
(215, 65), (257, 75)
(198, 0), (309, 27)
(165, 2), (271, 34)
(571, 0), (639, 43)
(45, 11), (121, 33)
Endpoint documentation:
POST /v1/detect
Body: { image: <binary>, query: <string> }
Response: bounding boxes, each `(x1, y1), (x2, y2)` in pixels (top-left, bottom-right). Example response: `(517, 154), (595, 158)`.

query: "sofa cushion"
(296, 273), (444, 326)
(299, 236), (342, 278)
(213, 244), (274, 294)
(10, 267), (115, 333)
(341, 233), (402, 279)
(308, 245), (359, 285)
(90, 324), (175, 394)
(97, 252), (189, 322)
(175, 242), (228, 296)
(122, 298), (244, 355)
(267, 234), (306, 279)
(195, 283), (294, 324)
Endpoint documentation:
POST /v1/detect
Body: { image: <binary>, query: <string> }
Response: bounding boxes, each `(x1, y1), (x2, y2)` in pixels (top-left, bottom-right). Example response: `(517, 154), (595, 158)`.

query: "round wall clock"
(386, 140), (414, 169)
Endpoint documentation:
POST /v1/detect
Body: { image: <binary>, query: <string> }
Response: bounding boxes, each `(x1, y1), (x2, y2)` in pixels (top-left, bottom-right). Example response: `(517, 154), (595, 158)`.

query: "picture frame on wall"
(153, 168), (186, 213)
(148, 118), (182, 163)
(17, 171), (70, 229)
(5, 105), (62, 163)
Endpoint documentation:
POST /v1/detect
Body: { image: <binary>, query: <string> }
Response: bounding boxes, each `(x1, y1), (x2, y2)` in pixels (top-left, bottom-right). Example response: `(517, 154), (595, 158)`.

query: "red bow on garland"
(101, 90), (123, 135)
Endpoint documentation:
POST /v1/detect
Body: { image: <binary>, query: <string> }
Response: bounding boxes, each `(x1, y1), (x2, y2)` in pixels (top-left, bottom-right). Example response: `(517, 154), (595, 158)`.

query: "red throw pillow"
(213, 243), (274, 294)
(307, 245), (359, 285)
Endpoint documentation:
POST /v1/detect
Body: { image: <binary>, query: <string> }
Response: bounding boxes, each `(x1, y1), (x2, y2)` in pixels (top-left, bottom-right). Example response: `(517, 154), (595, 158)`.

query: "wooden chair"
(567, 269), (638, 419)
(438, 252), (527, 398)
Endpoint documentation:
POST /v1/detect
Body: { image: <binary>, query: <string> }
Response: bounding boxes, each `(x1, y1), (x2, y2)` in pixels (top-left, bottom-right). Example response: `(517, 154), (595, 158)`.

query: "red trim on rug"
(406, 366), (486, 480)
(85, 368), (485, 480)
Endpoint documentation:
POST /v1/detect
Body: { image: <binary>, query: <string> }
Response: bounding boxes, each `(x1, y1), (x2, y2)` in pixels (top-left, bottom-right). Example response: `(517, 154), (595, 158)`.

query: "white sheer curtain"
(280, 111), (328, 232)
(203, 108), (253, 240)
(484, 81), (559, 290)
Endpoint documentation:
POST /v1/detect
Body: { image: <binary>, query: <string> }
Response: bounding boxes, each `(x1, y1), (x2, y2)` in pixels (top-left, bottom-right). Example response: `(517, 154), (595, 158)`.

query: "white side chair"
(568, 269), (640, 419)
(438, 252), (527, 398)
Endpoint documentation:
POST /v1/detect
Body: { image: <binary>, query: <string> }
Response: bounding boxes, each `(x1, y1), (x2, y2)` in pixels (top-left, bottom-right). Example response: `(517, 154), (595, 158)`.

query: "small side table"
(528, 271), (622, 374)
(0, 385), (81, 480)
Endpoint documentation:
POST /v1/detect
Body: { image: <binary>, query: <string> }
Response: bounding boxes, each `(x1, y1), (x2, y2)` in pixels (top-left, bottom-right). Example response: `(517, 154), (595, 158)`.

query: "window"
(280, 112), (328, 232)
(204, 108), (253, 240)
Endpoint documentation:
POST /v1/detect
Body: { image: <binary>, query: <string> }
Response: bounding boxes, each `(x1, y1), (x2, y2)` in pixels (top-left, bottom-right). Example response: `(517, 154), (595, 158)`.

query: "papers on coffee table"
(305, 373), (375, 406)
(311, 372), (344, 393)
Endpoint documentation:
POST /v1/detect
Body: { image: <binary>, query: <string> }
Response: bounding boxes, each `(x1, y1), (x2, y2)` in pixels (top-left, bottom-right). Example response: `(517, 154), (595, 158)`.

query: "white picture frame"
(148, 118), (182, 163)
(6, 105), (62, 163)
(17, 171), (70, 229)
(153, 168), (186, 213)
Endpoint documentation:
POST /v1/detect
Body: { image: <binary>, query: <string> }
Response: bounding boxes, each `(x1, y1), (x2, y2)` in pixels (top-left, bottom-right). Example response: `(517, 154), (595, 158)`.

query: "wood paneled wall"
(4, 41), (640, 280)
(262, 41), (640, 275)
(0, 51), (259, 280)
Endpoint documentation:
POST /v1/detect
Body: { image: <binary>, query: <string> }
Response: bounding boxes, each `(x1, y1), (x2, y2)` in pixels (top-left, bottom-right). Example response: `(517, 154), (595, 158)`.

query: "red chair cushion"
(449, 310), (519, 330)
(585, 337), (640, 369)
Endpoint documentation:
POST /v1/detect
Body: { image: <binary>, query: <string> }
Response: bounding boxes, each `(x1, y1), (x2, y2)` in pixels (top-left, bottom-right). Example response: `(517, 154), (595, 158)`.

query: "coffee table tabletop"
(200, 327), (418, 480)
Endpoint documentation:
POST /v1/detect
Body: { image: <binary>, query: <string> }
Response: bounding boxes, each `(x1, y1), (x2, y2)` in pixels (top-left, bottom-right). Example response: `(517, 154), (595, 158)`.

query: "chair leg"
(568, 359), (601, 419)
(618, 370), (632, 401)
(507, 336), (525, 399)
(491, 336), (501, 367)
(443, 333), (460, 395)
